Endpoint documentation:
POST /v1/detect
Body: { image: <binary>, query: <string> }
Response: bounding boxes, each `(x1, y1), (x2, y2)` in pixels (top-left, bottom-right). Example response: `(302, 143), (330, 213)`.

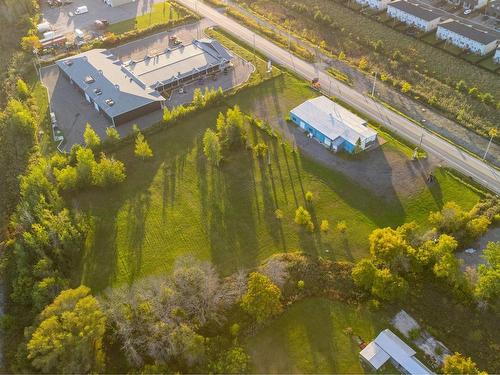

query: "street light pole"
(483, 128), (498, 160)
(371, 71), (377, 97)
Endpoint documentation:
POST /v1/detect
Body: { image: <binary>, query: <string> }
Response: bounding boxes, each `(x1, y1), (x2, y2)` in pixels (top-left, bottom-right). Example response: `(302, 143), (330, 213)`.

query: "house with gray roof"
(56, 39), (232, 126)
(436, 20), (499, 55)
(387, 0), (442, 31)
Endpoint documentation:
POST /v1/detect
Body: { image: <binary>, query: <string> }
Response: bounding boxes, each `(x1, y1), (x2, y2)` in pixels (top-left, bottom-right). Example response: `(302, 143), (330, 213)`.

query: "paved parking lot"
(40, 0), (163, 36)
(41, 24), (253, 150)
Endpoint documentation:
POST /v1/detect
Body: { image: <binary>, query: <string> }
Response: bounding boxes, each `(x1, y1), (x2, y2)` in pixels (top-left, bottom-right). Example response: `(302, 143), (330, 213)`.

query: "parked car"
(464, 9), (472, 15)
(74, 5), (88, 15)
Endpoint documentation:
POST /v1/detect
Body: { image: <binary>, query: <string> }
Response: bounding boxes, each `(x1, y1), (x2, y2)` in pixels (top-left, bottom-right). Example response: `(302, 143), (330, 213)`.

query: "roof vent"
(94, 88), (102, 96)
(98, 69), (103, 74)
(115, 84), (120, 90)
(84, 75), (95, 84)
(64, 60), (73, 66)
(105, 98), (115, 107)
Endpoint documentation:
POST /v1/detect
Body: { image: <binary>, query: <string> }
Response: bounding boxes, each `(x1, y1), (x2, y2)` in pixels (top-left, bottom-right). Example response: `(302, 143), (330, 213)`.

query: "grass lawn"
(420, 33), (442, 46)
(478, 57), (500, 73)
(441, 43), (463, 56)
(245, 298), (396, 374)
(107, 2), (184, 34)
(71, 72), (482, 291)
(462, 52), (488, 64)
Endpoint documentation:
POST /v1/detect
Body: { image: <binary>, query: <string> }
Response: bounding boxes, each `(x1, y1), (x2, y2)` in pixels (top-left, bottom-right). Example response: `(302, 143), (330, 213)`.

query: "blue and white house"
(290, 96), (378, 153)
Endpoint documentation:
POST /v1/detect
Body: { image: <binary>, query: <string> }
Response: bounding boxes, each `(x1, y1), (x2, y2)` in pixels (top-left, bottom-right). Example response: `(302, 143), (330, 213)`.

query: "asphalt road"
(178, 0), (500, 194)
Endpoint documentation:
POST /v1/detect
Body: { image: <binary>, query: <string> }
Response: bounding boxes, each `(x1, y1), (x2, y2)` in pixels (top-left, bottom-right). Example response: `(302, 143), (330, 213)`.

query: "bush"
(305, 191), (314, 202)
(320, 219), (329, 232)
(294, 206), (312, 225)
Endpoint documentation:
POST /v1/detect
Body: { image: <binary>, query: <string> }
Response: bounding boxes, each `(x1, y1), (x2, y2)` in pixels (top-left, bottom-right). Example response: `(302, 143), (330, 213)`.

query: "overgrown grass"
(71, 72), (481, 291)
(107, 2), (184, 34)
(246, 298), (398, 373)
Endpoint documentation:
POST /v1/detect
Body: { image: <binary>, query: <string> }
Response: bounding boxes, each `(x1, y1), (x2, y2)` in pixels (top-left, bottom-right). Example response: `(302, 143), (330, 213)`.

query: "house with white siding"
(356, 0), (392, 10)
(462, 0), (487, 10)
(436, 20), (499, 55)
(290, 96), (378, 154)
(387, 1), (442, 32)
(494, 48), (500, 63)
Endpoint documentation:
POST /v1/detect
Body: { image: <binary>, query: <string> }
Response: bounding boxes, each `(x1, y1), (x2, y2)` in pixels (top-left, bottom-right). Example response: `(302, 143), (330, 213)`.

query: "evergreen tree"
(135, 132), (153, 160)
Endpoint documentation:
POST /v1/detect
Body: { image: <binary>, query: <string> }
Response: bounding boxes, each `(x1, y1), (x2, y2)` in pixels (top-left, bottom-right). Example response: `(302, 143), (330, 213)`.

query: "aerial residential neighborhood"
(0, 0), (498, 373)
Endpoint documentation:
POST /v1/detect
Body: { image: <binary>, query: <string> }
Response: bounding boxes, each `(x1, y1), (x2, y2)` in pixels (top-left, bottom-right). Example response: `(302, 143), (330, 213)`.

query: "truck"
(74, 5), (88, 14)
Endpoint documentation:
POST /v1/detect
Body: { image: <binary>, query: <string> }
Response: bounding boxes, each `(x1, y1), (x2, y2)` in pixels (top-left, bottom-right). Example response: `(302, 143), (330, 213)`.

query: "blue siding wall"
(343, 141), (355, 153)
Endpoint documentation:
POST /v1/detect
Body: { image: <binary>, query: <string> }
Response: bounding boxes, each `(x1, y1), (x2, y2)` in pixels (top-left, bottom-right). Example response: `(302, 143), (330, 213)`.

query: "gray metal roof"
(438, 20), (498, 45)
(57, 49), (164, 119)
(123, 39), (232, 88)
(388, 0), (441, 21)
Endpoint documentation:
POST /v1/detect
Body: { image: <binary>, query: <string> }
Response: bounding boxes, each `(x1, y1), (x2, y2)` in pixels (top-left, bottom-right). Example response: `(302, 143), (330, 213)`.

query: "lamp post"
(371, 71), (377, 97)
(483, 127), (498, 160)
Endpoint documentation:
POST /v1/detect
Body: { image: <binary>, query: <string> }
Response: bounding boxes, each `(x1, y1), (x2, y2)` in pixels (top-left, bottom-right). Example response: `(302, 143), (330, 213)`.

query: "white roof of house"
(360, 342), (391, 370)
(290, 96), (377, 145)
(371, 329), (434, 375)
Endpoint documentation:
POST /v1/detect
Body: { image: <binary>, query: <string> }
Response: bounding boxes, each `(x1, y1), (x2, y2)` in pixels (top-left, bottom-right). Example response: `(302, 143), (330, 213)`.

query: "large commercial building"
(56, 39), (232, 126)
(290, 96), (378, 153)
(387, 0), (442, 32)
(436, 20), (498, 55)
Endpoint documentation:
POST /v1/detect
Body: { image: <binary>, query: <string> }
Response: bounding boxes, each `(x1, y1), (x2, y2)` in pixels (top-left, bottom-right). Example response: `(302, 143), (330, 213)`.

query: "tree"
(337, 220), (347, 234)
(75, 147), (97, 186)
(294, 206), (312, 225)
(358, 57), (369, 70)
(169, 324), (206, 367)
(443, 353), (485, 375)
(371, 268), (408, 301)
(83, 123), (101, 149)
(53, 165), (78, 191)
(429, 202), (469, 236)
(475, 242), (500, 301)
(192, 88), (205, 108)
(135, 132), (153, 160)
(320, 219), (329, 232)
(354, 137), (362, 154)
(465, 215), (490, 240)
(92, 153), (126, 187)
(16, 79), (30, 100)
(27, 286), (106, 373)
(338, 51), (346, 60)
(211, 346), (250, 374)
(241, 272), (282, 323)
(401, 81), (412, 93)
(369, 227), (409, 270)
(105, 126), (120, 142)
(305, 191), (314, 202)
(218, 106), (246, 147)
(352, 258), (377, 290)
(203, 129), (222, 166)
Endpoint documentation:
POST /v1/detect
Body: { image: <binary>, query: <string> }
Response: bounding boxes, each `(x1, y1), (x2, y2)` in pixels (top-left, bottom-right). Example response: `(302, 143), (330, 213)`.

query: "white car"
(464, 9), (472, 15)
(74, 5), (88, 14)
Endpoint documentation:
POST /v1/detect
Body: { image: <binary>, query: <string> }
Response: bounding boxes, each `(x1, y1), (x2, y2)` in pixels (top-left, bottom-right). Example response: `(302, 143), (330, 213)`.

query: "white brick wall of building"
(436, 26), (498, 54)
(386, 6), (440, 31)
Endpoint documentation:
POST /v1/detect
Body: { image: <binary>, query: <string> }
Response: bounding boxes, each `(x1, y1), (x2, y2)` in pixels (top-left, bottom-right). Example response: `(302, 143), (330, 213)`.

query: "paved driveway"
(40, 0), (163, 36)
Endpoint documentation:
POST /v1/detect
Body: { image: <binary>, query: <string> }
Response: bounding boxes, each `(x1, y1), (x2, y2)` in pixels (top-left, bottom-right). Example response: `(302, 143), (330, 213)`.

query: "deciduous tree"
(83, 123), (101, 149)
(135, 132), (153, 160)
(240, 272), (282, 323)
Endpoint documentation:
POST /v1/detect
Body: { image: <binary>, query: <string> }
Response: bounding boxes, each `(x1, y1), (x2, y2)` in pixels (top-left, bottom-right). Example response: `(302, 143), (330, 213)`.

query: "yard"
(107, 2), (185, 34)
(245, 298), (390, 374)
(71, 71), (482, 291)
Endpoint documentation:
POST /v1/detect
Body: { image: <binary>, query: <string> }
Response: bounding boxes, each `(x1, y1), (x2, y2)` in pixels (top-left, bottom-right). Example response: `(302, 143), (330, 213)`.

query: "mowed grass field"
(107, 3), (184, 34)
(70, 73), (482, 291)
(245, 298), (393, 373)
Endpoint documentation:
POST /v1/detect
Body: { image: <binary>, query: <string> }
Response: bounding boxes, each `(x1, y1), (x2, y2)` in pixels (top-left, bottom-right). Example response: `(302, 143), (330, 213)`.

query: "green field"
(246, 298), (396, 373)
(71, 72), (482, 291)
(107, 3), (184, 34)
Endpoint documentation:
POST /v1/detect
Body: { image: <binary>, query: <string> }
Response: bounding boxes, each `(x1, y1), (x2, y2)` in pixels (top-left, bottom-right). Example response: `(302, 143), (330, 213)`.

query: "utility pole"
(483, 128), (498, 160)
(419, 132), (424, 148)
(371, 71), (377, 97)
